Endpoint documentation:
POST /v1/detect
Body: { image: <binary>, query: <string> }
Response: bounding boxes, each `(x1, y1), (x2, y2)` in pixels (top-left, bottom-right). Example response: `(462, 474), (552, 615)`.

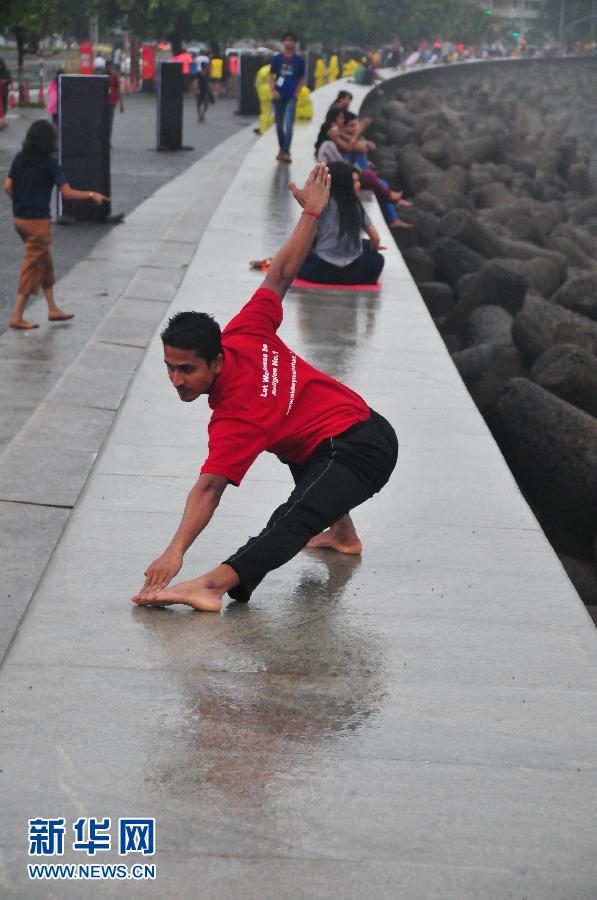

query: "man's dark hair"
(161, 311), (222, 363)
(336, 90), (353, 101)
(282, 30), (297, 41)
(21, 119), (57, 166)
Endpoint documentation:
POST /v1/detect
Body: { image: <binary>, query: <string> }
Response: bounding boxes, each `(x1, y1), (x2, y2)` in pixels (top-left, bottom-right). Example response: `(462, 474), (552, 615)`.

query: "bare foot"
(132, 577), (223, 611)
(48, 312), (75, 321)
(307, 532), (363, 555)
(390, 219), (414, 230)
(10, 319), (39, 330)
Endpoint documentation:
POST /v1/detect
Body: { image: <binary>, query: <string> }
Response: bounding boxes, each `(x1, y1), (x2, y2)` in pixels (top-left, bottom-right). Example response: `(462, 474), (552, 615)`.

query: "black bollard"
(57, 74), (111, 222)
(157, 61), (186, 151)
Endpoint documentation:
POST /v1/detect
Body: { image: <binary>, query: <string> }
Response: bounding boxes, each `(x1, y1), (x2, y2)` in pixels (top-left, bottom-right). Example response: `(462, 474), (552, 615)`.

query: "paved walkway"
(0, 122), (256, 661)
(1, 78), (596, 899)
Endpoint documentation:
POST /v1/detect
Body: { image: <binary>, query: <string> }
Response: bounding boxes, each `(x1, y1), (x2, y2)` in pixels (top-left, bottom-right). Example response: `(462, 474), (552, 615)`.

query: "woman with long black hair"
(315, 109), (412, 230)
(298, 161), (385, 285)
(4, 119), (109, 330)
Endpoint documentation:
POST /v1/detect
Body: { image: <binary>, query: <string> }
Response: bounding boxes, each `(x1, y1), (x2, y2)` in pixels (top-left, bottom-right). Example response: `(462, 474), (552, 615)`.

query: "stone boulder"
(398, 146), (443, 194)
(445, 258), (527, 332)
(452, 340), (525, 411)
(531, 343), (597, 417)
(430, 237), (484, 286)
(463, 305), (513, 348)
(418, 282), (455, 318)
(439, 209), (504, 258)
(512, 296), (597, 363)
(487, 378), (597, 544)
(402, 246), (436, 282)
(552, 274), (597, 321)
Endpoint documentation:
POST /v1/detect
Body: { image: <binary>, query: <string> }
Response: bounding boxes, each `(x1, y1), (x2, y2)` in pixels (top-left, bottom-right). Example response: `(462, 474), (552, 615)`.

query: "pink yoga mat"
(291, 278), (381, 292)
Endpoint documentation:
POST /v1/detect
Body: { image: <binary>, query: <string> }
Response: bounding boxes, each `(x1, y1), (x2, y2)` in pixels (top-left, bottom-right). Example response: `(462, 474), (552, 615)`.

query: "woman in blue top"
(3, 119), (109, 330)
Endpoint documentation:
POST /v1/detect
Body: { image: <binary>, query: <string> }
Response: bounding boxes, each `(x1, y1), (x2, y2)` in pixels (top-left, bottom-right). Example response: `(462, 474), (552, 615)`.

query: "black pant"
(196, 92), (209, 119)
(298, 248), (384, 285)
(224, 410), (398, 602)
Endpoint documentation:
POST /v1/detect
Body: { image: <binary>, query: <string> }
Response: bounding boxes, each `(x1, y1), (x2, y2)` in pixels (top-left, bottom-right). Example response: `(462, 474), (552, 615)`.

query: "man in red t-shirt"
(105, 61), (124, 142)
(132, 163), (398, 612)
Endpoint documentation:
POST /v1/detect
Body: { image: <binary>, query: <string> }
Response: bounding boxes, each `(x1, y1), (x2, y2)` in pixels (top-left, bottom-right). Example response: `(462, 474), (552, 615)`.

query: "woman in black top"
(4, 119), (109, 330)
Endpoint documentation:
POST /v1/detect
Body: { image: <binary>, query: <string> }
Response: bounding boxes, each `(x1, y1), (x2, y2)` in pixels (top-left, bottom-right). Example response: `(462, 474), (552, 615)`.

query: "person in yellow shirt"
(210, 55), (224, 97)
(342, 58), (358, 78)
(314, 56), (327, 90)
(328, 53), (339, 82)
(295, 84), (313, 120)
(254, 61), (274, 134)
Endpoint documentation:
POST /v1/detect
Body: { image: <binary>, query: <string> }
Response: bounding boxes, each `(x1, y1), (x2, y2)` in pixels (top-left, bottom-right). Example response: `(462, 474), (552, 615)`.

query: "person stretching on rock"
(132, 163), (398, 612)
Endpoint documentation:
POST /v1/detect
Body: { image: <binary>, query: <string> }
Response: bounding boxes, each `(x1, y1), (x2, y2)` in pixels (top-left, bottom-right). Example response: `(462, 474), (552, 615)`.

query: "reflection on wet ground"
(134, 552), (385, 804)
(266, 165), (294, 227)
(293, 291), (380, 381)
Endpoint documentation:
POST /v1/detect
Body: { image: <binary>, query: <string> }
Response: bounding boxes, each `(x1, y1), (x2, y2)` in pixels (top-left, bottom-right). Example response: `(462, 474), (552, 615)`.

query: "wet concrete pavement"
(0, 120), (256, 664)
(1, 78), (597, 898)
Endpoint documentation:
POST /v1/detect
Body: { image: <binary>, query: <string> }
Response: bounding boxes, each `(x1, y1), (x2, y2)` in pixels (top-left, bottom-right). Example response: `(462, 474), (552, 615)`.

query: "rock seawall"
(366, 59), (597, 613)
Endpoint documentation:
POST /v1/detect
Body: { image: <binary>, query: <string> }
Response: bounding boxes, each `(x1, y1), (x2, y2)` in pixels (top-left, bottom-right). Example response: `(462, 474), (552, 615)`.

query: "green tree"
(0, 0), (74, 69)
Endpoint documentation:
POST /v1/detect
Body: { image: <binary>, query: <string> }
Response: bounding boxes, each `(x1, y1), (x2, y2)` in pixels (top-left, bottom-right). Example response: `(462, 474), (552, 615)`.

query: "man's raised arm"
(262, 163), (331, 300)
(138, 472), (229, 594)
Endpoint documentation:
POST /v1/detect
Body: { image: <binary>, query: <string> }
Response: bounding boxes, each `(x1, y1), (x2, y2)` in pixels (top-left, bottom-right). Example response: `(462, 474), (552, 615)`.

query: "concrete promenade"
(1, 78), (597, 898)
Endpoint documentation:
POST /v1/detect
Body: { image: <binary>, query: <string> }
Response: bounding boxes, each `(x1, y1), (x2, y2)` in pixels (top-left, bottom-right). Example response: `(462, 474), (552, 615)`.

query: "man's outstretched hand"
(262, 164), (332, 299)
(138, 547), (183, 595)
(289, 163), (331, 214)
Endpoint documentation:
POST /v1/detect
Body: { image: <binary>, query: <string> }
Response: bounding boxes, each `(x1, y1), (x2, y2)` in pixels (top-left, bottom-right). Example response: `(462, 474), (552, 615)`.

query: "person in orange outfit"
(4, 120), (109, 330)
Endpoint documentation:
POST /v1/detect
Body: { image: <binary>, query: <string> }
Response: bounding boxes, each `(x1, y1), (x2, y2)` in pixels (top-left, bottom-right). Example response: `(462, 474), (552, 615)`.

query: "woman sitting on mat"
(298, 161), (385, 286)
(4, 119), (109, 330)
(315, 110), (412, 230)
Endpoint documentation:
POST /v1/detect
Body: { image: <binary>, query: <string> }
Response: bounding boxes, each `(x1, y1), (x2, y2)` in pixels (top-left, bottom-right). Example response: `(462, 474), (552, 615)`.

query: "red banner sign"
(141, 44), (156, 81)
(79, 42), (93, 75)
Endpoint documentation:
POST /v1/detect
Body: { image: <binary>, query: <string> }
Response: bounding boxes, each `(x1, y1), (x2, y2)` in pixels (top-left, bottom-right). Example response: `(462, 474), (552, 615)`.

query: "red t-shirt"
(107, 73), (120, 107)
(200, 287), (370, 486)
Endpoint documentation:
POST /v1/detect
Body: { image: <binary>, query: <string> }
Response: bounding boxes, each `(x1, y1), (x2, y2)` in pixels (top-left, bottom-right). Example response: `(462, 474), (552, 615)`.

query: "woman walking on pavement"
(4, 119), (109, 330)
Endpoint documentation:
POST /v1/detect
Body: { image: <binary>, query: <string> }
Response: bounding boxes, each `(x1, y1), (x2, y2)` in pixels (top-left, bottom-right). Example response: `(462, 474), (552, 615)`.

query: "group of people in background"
(171, 47), (229, 124)
(2, 34), (415, 330)
(295, 89), (412, 287)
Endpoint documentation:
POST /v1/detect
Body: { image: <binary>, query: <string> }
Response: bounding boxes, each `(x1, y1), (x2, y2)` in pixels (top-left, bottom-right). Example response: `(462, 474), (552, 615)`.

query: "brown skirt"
(13, 217), (55, 296)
